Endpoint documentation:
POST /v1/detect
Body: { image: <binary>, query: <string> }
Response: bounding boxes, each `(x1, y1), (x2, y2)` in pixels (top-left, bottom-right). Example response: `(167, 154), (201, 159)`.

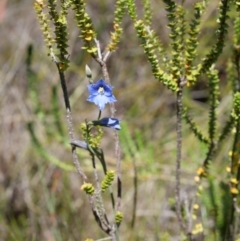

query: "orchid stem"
(98, 110), (102, 120)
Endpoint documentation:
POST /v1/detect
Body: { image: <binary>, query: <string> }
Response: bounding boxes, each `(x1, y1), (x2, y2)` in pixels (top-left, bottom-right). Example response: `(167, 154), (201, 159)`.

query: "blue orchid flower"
(92, 118), (121, 130)
(87, 79), (117, 110)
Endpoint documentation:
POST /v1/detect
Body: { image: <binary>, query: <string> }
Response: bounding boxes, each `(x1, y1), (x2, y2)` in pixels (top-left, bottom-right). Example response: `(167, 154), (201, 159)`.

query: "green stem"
(98, 110), (102, 120)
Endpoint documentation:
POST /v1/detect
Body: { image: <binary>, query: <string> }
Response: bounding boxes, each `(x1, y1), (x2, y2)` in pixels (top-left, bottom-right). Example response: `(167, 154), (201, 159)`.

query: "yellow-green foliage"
(80, 123), (103, 149)
(115, 211), (123, 225)
(234, 17), (240, 46)
(47, 0), (70, 69)
(134, 20), (178, 92)
(183, 108), (209, 144)
(107, 0), (125, 51)
(81, 182), (95, 195)
(164, 0), (185, 81)
(185, 2), (205, 85)
(101, 170), (115, 192)
(229, 93), (240, 181)
(71, 0), (97, 55)
(200, 0), (230, 73)
(142, 0), (152, 26)
(34, 0), (54, 52)
(34, 0), (70, 70)
(126, 0), (138, 22)
(232, 93), (240, 120)
(207, 69), (220, 142)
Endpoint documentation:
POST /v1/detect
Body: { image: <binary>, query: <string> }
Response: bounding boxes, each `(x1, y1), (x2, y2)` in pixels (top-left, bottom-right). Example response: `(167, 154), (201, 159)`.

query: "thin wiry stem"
(67, 110), (87, 180)
(175, 76), (187, 233)
(95, 38), (103, 61)
(98, 110), (102, 120)
(114, 129), (122, 213)
(56, 63), (71, 111)
(55, 62), (110, 236)
(91, 152), (111, 231)
(93, 39), (122, 214)
(85, 123), (111, 230)
(103, 51), (112, 62)
(89, 38), (122, 241)
(56, 63), (87, 181)
(91, 147), (116, 213)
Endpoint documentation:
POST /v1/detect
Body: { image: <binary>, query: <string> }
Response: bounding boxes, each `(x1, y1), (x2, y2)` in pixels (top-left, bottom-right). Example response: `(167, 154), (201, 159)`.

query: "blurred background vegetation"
(0, 0), (238, 240)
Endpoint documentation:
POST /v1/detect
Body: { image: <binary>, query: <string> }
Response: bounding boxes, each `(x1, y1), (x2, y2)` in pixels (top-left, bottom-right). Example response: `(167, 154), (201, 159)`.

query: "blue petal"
(94, 79), (113, 93)
(107, 118), (117, 126)
(96, 79), (106, 86)
(93, 95), (110, 110)
(87, 85), (98, 95)
(98, 118), (109, 125)
(87, 95), (95, 102)
(97, 79), (110, 88)
(87, 78), (117, 110)
(108, 95), (117, 102)
(98, 118), (121, 130)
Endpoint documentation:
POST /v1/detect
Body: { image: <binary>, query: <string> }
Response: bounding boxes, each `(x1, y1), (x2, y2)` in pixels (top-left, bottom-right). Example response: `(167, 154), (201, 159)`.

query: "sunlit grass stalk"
(51, 85), (64, 136)
(131, 155), (138, 230)
(27, 122), (75, 171)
